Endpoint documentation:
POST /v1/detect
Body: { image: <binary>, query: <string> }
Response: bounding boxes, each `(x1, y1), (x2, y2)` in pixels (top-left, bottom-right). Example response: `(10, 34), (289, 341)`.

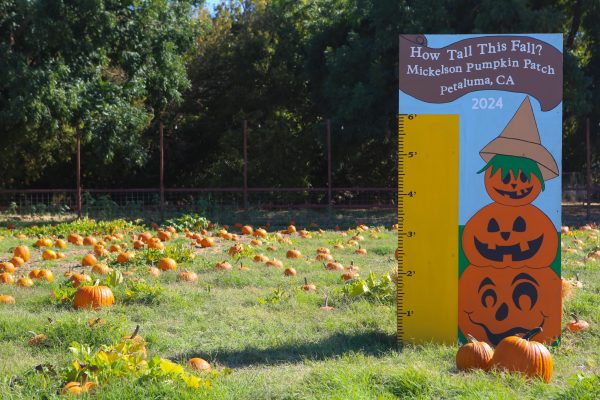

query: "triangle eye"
(513, 216), (526, 232)
(488, 218), (500, 232)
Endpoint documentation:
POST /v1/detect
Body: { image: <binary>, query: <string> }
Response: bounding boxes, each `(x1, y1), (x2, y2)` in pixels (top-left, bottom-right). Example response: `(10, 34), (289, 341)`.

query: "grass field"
(0, 216), (598, 399)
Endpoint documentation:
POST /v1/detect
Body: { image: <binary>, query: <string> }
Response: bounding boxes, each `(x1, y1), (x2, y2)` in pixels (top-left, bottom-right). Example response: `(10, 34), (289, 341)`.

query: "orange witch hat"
(479, 96), (559, 181)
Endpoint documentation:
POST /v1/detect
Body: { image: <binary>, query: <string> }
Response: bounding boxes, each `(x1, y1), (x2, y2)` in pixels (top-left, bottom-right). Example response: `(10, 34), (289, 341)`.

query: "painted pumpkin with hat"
(477, 96), (559, 207)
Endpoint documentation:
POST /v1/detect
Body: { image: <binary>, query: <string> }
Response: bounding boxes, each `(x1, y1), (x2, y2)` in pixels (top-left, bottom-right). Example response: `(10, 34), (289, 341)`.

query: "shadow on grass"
(173, 330), (397, 368)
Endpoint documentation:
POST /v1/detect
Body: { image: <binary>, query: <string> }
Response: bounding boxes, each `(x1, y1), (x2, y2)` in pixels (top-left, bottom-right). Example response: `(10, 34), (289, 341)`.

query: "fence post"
(160, 120), (165, 218)
(586, 117), (591, 221)
(327, 119), (332, 207)
(243, 120), (248, 209)
(76, 128), (82, 218)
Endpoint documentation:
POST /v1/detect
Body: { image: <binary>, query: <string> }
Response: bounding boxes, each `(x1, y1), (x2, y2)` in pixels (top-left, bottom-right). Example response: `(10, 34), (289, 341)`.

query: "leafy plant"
(258, 288), (289, 305)
(123, 280), (164, 305)
(341, 272), (394, 303)
(49, 280), (82, 307)
(164, 214), (209, 232)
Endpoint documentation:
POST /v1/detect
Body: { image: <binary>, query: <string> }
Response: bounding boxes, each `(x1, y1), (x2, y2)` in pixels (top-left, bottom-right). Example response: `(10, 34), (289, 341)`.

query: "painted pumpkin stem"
(130, 324), (140, 339)
(570, 313), (579, 322)
(523, 326), (543, 341)
(466, 334), (478, 344)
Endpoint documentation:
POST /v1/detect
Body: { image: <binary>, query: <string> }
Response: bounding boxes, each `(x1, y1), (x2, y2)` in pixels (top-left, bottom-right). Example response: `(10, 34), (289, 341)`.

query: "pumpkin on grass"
(158, 258), (177, 271)
(0, 295), (15, 304)
(178, 271), (199, 282)
(490, 327), (552, 383)
(42, 249), (57, 260)
(82, 254), (97, 267)
(284, 267), (297, 276)
(286, 249), (301, 259)
(0, 273), (15, 284)
(10, 256), (25, 268)
(566, 314), (589, 332)
(13, 245), (30, 262)
(122, 325), (147, 358)
(62, 380), (97, 395)
(456, 334), (494, 371)
(73, 282), (115, 309)
(302, 278), (316, 292)
(189, 357), (211, 371)
(70, 273), (92, 288)
(17, 277), (34, 287)
(215, 261), (233, 271)
(0, 262), (15, 273)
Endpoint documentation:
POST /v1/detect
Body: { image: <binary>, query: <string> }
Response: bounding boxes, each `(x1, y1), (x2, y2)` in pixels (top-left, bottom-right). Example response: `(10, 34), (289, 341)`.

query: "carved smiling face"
(484, 167), (543, 206)
(462, 203), (558, 268)
(458, 265), (561, 346)
(478, 154), (545, 206)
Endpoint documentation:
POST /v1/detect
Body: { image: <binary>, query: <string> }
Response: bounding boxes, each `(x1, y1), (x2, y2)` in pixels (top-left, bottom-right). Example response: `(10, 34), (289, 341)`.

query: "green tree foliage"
(0, 0), (198, 187)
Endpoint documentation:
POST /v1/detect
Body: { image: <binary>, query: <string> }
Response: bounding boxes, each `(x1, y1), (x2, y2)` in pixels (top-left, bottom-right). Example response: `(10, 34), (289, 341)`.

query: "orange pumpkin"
(10, 256), (25, 268)
(54, 239), (68, 249)
(158, 258), (177, 271)
(189, 357), (211, 371)
(566, 314), (589, 332)
(147, 267), (161, 277)
(199, 237), (215, 248)
(92, 263), (111, 275)
(83, 236), (97, 246)
(116, 251), (134, 264)
(177, 271), (198, 282)
(284, 267), (297, 276)
(62, 381), (97, 395)
(490, 327), (553, 382)
(70, 273), (92, 288)
(253, 254), (269, 263)
(241, 225), (253, 235)
(35, 238), (53, 248)
(16, 276), (34, 287)
(286, 249), (302, 259)
(462, 203), (558, 268)
(82, 254), (98, 267)
(13, 245), (30, 262)
(0, 273), (14, 284)
(458, 265), (561, 346)
(0, 262), (15, 273)
(0, 295), (15, 304)
(456, 334), (494, 371)
(42, 249), (57, 260)
(483, 166), (543, 206)
(215, 261), (233, 270)
(254, 228), (268, 238)
(73, 284), (115, 309)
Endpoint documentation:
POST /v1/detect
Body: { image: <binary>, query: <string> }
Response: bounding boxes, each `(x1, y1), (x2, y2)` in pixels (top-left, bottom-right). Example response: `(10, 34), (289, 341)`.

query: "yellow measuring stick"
(397, 114), (460, 345)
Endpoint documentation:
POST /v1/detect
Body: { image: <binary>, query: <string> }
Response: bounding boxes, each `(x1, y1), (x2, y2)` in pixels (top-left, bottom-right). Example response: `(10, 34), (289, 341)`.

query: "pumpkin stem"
(465, 334), (478, 344)
(324, 293), (329, 307)
(304, 277), (308, 285)
(523, 326), (543, 341)
(82, 372), (88, 385)
(576, 272), (580, 282)
(570, 313), (579, 322)
(130, 324), (140, 339)
(94, 279), (100, 286)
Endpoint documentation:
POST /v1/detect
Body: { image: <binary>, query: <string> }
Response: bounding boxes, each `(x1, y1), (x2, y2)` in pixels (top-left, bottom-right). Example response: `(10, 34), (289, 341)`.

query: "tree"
(0, 0), (199, 187)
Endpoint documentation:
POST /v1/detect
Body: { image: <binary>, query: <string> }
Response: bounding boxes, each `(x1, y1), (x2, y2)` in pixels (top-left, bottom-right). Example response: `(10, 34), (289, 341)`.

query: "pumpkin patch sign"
(398, 34), (562, 346)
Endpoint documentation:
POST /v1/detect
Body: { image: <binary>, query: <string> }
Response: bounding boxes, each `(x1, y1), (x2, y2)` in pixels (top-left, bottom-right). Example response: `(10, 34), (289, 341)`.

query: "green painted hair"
(477, 154), (545, 191)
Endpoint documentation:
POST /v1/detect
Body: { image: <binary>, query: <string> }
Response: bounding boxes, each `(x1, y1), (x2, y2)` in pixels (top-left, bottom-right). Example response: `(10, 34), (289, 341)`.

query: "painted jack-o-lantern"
(462, 203), (558, 268)
(458, 265), (561, 345)
(478, 154), (545, 206)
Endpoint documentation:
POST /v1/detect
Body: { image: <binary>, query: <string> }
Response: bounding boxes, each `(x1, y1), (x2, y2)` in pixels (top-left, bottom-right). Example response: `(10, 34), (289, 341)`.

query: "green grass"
(0, 222), (598, 399)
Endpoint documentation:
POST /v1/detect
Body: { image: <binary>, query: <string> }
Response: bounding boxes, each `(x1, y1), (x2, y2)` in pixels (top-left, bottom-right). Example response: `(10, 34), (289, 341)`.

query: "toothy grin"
(494, 186), (533, 199)
(474, 235), (544, 262)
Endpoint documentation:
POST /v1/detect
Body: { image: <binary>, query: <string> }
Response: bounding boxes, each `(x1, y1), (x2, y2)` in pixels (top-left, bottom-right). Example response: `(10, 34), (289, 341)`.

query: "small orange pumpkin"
(189, 357), (211, 371)
(178, 271), (198, 282)
(199, 237), (215, 248)
(456, 334), (494, 371)
(116, 251), (134, 264)
(16, 276), (34, 287)
(284, 267), (297, 276)
(286, 249), (302, 259)
(10, 256), (25, 268)
(42, 249), (57, 260)
(0, 262), (15, 273)
(566, 314), (589, 332)
(490, 326), (553, 383)
(0, 273), (14, 284)
(158, 257), (177, 271)
(0, 295), (15, 304)
(13, 245), (31, 262)
(82, 254), (98, 267)
(215, 261), (233, 270)
(241, 225), (253, 235)
(54, 239), (68, 249)
(73, 283), (115, 309)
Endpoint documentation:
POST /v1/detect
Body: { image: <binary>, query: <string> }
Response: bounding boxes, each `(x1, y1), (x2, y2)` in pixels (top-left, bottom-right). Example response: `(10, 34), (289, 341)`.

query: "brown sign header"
(399, 35), (563, 111)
